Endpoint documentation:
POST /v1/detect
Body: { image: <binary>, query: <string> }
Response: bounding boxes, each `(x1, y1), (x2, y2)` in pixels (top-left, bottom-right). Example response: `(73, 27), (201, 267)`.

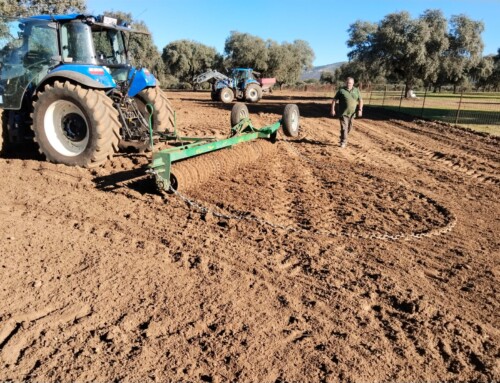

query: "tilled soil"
(0, 91), (498, 382)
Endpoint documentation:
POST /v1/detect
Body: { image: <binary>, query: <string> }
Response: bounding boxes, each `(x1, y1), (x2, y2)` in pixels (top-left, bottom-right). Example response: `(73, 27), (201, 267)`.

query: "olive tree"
(162, 40), (221, 86)
(440, 15), (484, 92)
(224, 31), (269, 72)
(0, 0), (85, 16)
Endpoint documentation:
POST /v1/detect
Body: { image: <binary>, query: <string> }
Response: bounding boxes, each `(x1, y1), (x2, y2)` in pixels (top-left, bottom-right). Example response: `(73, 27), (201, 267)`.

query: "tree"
(440, 15), (484, 93)
(0, 0), (85, 17)
(162, 40), (221, 86)
(346, 10), (484, 97)
(470, 55), (494, 90)
(347, 20), (385, 83)
(484, 48), (500, 91)
(333, 60), (380, 89)
(267, 39), (314, 88)
(320, 71), (335, 84)
(224, 31), (269, 72)
(420, 10), (449, 86)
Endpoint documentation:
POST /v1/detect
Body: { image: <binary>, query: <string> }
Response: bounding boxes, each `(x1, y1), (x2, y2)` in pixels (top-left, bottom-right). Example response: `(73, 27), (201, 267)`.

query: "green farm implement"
(149, 103), (300, 192)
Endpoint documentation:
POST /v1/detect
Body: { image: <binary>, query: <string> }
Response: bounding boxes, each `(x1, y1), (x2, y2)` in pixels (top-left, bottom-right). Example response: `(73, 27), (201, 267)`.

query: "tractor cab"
(0, 17), (59, 109)
(231, 68), (259, 90)
(0, 14), (153, 111)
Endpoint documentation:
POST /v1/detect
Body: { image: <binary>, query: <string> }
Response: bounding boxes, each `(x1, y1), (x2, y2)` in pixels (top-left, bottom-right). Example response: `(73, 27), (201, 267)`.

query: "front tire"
(32, 81), (121, 167)
(134, 86), (174, 133)
(219, 87), (234, 103)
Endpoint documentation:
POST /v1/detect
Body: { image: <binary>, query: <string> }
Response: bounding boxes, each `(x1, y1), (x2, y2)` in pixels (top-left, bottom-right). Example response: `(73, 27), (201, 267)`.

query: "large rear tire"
(0, 109), (6, 155)
(32, 81), (121, 167)
(134, 86), (174, 133)
(245, 84), (262, 103)
(219, 87), (234, 103)
(282, 104), (300, 137)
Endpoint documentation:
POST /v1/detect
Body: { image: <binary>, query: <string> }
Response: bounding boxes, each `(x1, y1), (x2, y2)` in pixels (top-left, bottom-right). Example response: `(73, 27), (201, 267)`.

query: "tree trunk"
(405, 82), (413, 98)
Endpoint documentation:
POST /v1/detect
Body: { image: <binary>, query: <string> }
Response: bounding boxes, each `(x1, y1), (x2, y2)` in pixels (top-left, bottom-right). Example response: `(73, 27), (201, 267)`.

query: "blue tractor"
(193, 68), (275, 104)
(0, 14), (174, 167)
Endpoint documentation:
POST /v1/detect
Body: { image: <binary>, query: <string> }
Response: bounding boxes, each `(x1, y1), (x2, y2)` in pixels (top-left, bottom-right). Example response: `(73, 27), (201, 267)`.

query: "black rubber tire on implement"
(245, 83), (262, 103)
(0, 110), (7, 155)
(134, 86), (175, 132)
(230, 103), (249, 127)
(219, 87), (234, 103)
(31, 81), (121, 167)
(282, 104), (300, 137)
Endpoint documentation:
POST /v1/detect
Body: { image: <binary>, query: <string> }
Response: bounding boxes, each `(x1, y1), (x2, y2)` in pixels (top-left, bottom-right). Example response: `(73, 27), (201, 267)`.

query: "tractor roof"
(27, 14), (149, 34)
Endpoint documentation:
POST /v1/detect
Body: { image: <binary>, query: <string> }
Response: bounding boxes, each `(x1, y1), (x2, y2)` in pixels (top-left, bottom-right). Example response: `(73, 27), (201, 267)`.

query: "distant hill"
(301, 62), (346, 80)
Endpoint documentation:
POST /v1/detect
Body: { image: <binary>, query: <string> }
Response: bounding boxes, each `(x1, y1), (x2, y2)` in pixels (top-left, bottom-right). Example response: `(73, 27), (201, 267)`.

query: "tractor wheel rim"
(44, 100), (89, 156)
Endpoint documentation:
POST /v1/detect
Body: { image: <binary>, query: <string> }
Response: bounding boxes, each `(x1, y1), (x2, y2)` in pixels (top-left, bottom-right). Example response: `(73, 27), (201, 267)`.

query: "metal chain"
(167, 127), (457, 241)
(169, 184), (456, 242)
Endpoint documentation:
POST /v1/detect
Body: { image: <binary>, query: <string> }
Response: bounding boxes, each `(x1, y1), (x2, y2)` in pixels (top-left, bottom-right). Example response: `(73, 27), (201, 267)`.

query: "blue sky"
(86, 0), (500, 66)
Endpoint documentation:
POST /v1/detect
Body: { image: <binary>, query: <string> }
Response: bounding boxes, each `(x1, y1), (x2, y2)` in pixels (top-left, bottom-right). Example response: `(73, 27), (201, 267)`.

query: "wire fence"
(363, 85), (500, 135)
(288, 83), (500, 135)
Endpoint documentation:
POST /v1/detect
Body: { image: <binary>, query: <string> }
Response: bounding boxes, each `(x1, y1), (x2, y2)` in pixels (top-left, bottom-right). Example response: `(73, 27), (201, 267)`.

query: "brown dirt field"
(0, 91), (499, 382)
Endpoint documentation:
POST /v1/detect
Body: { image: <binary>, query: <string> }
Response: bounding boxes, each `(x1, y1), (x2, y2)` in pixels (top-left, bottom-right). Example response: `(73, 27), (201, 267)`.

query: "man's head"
(345, 77), (354, 90)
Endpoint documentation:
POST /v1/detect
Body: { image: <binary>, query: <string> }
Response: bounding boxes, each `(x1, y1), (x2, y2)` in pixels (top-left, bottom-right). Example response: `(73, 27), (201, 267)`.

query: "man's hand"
(357, 109), (363, 117)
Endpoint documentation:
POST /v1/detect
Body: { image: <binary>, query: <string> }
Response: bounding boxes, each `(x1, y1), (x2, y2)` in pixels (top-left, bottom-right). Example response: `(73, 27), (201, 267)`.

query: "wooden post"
(455, 90), (464, 125)
(398, 87), (404, 111)
(420, 87), (428, 118)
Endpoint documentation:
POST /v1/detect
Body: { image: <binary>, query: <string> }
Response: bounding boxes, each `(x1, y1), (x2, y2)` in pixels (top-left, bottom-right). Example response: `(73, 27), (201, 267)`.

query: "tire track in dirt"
(355, 119), (499, 186)
(388, 117), (499, 160)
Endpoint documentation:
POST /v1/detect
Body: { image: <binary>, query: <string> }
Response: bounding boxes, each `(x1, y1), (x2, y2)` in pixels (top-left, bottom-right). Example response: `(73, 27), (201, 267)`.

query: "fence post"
(455, 90), (464, 125)
(398, 87), (404, 111)
(420, 87), (428, 118)
(382, 85), (387, 107)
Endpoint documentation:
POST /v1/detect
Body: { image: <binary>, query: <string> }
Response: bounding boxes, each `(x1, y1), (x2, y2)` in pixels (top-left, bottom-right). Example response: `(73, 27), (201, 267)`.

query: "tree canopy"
(0, 0), (85, 17)
(162, 40), (221, 86)
(346, 9), (488, 94)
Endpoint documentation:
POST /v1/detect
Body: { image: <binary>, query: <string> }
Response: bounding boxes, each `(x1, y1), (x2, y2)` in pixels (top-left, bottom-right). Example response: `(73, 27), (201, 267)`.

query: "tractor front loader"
(193, 68), (276, 104)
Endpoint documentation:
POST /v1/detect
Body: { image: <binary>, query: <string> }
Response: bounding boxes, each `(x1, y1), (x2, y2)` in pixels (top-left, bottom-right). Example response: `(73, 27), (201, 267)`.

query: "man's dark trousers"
(340, 115), (354, 144)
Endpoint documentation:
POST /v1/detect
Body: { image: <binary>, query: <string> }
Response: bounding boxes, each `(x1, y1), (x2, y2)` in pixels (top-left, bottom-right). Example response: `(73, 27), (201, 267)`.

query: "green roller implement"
(149, 103), (300, 192)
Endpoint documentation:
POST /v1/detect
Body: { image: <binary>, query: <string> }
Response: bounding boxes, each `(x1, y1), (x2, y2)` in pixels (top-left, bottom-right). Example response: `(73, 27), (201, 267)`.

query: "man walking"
(330, 77), (363, 148)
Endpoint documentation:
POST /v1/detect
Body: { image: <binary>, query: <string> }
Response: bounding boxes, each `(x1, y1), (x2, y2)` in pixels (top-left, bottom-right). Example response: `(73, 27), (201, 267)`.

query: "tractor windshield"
(92, 26), (127, 66)
(60, 21), (128, 66)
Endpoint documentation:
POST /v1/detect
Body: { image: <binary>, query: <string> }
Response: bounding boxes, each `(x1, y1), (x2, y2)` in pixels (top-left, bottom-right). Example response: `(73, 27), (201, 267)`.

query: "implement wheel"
(219, 87), (234, 104)
(32, 81), (120, 167)
(230, 103), (249, 127)
(282, 104), (300, 137)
